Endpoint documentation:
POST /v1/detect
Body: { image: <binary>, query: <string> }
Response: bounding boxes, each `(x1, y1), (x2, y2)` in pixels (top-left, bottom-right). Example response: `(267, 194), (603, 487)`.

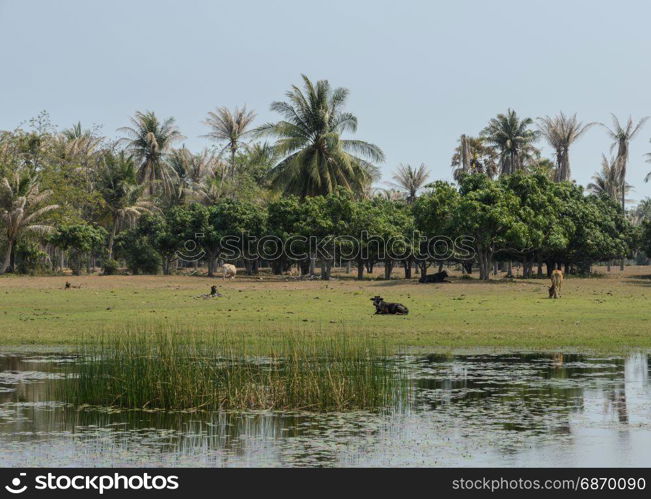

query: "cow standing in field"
(220, 263), (237, 280)
(549, 269), (563, 299)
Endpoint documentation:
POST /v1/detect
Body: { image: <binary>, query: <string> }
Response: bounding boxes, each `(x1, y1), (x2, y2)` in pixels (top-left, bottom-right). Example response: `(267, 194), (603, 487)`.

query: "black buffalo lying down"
(370, 296), (409, 315)
(419, 270), (450, 283)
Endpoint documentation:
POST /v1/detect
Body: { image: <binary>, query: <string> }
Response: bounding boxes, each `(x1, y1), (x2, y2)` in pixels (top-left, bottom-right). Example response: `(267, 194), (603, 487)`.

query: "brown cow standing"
(549, 269), (563, 299)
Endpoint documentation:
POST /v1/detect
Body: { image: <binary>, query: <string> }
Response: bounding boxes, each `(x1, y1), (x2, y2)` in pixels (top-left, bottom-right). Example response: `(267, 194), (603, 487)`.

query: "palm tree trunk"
(555, 150), (563, 181)
(563, 147), (570, 181)
(230, 147), (237, 180)
(461, 134), (470, 172)
(9, 244), (16, 272)
(107, 223), (118, 260)
(620, 162), (626, 271)
(0, 239), (13, 274)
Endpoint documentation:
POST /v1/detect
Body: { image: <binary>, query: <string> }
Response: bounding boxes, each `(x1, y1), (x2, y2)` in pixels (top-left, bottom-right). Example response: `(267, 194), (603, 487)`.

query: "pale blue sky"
(2, 0), (651, 203)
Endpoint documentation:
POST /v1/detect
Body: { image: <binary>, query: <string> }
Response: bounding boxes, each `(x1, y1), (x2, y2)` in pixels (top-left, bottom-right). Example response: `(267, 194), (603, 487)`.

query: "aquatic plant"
(60, 326), (407, 412)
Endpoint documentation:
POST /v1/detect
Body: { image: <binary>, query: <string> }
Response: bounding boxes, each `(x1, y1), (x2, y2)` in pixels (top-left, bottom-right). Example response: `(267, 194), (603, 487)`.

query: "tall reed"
(60, 325), (407, 412)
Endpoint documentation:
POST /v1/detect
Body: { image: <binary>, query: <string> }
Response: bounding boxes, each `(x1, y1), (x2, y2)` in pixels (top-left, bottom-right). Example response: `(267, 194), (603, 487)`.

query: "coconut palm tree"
(386, 163), (430, 203)
(451, 136), (499, 180)
(0, 168), (58, 273)
(630, 198), (651, 225)
(258, 75), (383, 197)
(54, 123), (104, 195)
(203, 106), (256, 178)
(96, 151), (154, 258)
(369, 187), (405, 202)
(481, 109), (539, 175)
(600, 114), (648, 210)
(118, 111), (184, 196)
(239, 142), (278, 176)
(587, 154), (632, 201)
(167, 147), (220, 201)
(189, 144), (273, 204)
(60, 122), (103, 159)
(529, 157), (558, 181)
(537, 113), (594, 182)
(195, 176), (226, 206)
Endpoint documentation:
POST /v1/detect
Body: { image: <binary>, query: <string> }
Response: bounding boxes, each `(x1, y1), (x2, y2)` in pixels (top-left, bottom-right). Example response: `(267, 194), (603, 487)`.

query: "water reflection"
(1, 351), (651, 466)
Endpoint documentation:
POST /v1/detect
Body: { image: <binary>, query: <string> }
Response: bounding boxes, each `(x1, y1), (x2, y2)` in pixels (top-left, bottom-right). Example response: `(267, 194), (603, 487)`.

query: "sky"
(2, 0), (651, 204)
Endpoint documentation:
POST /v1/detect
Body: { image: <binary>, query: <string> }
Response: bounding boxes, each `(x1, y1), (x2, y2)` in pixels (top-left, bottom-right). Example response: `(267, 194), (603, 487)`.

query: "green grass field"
(1, 266), (650, 350)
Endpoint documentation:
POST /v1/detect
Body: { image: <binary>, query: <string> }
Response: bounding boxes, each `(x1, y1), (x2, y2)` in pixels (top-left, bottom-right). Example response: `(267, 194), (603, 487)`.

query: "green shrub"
(15, 241), (48, 275)
(102, 258), (120, 275)
(115, 232), (161, 274)
(49, 224), (107, 275)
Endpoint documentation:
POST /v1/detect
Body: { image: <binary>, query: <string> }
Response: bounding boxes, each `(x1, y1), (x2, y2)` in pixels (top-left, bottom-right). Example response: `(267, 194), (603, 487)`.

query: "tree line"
(1, 75), (651, 278)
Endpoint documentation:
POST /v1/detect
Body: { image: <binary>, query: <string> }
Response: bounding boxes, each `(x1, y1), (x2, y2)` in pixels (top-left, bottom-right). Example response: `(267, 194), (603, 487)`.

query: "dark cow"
(370, 296), (409, 315)
(195, 285), (222, 299)
(419, 270), (450, 283)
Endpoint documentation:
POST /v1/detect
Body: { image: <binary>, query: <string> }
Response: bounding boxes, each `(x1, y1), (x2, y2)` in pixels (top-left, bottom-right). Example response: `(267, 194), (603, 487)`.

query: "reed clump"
(61, 326), (407, 412)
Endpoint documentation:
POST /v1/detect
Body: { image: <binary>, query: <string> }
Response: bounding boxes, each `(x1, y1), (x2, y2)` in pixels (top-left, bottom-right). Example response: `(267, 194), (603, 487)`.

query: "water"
(1, 351), (651, 467)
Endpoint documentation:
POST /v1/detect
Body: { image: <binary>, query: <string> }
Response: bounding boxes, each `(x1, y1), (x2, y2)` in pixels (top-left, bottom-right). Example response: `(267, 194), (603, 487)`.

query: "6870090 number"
(578, 477), (646, 491)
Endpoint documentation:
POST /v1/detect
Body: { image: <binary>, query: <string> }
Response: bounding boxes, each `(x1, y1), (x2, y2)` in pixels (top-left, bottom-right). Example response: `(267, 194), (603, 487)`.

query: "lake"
(1, 350), (650, 467)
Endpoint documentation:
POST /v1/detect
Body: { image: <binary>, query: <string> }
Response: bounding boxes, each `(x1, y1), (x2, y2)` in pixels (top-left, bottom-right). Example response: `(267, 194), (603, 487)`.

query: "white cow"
(221, 263), (237, 280)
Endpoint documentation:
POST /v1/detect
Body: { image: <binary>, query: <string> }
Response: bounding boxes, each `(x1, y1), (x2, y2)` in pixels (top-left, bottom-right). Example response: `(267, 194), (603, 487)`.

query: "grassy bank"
(59, 327), (405, 411)
(1, 266), (651, 350)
